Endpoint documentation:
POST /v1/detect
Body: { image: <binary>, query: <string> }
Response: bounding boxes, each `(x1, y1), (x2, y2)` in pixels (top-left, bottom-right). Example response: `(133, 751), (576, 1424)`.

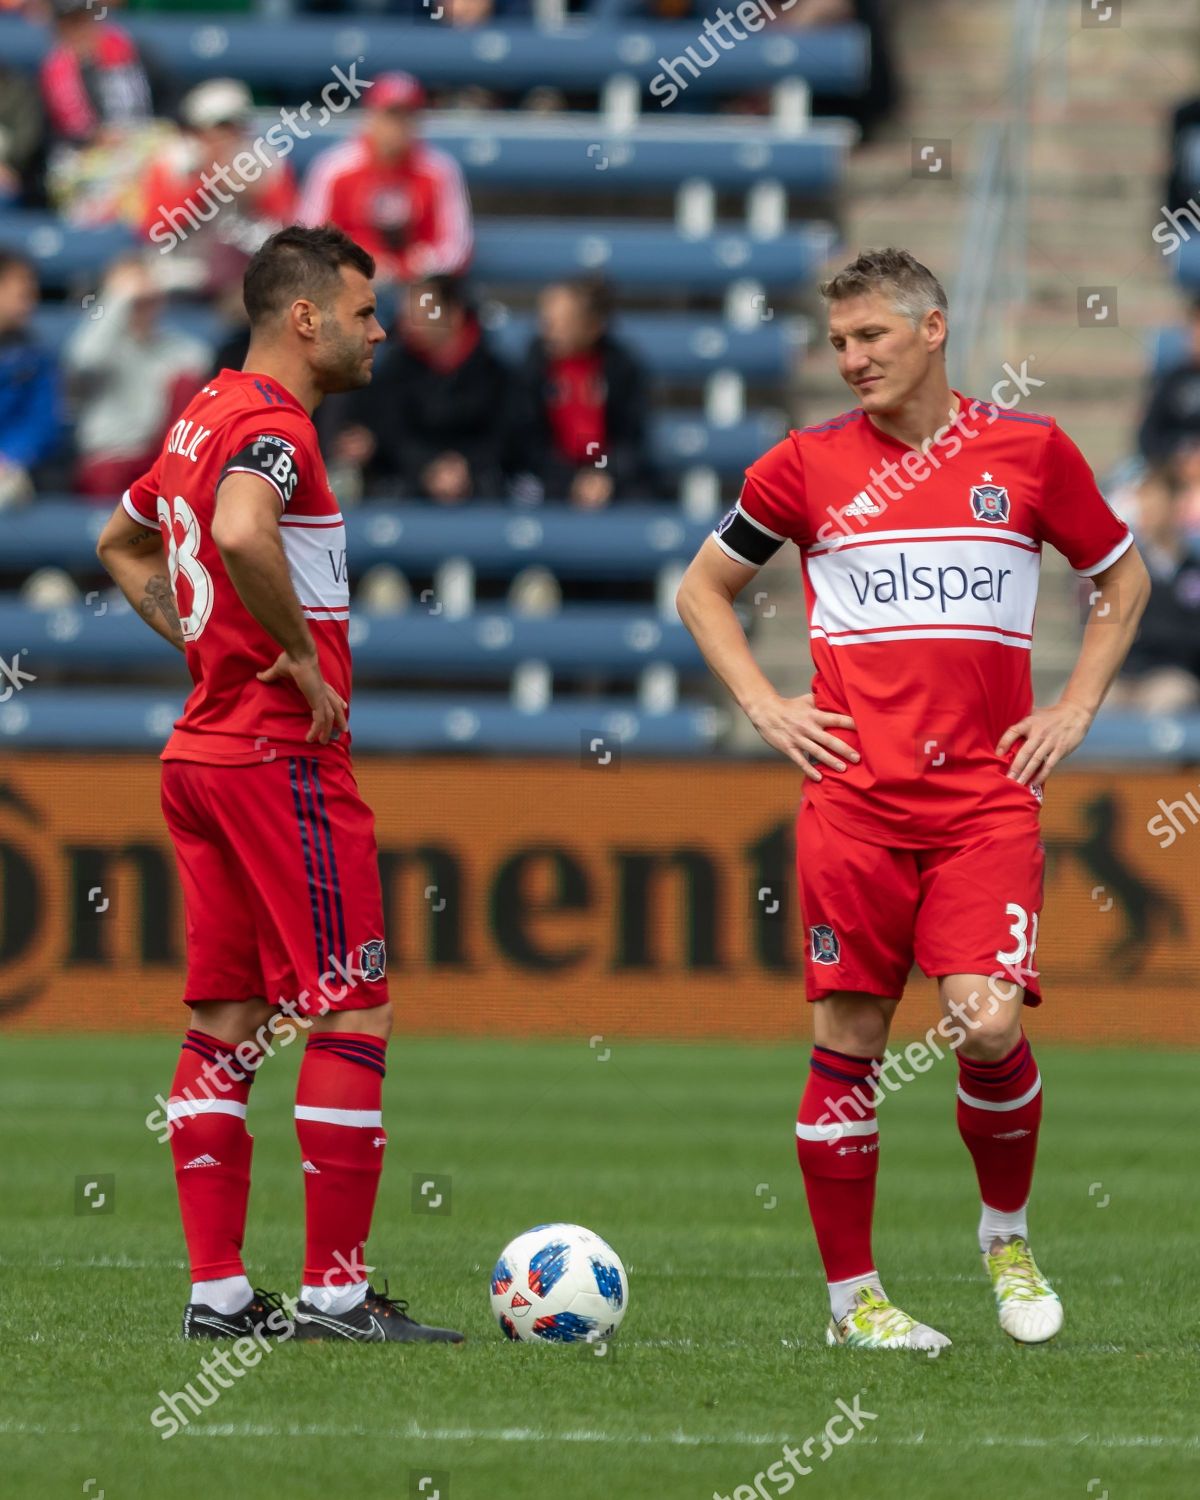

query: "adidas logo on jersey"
(183, 1154), (219, 1169)
(302, 1160), (321, 1174)
(844, 490), (882, 517)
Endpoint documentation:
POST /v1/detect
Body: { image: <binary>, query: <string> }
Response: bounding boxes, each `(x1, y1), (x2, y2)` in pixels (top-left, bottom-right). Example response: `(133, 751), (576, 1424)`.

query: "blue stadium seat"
(0, 502), (712, 576)
(0, 16), (870, 97)
(2, 210), (834, 294)
(0, 599), (704, 678)
(285, 119), (851, 194)
(0, 688), (721, 754)
(472, 221), (835, 290)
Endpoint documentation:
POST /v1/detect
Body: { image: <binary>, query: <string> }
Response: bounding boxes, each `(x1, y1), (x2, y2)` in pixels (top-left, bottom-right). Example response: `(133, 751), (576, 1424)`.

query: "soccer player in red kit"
(677, 249), (1149, 1350)
(96, 225), (463, 1344)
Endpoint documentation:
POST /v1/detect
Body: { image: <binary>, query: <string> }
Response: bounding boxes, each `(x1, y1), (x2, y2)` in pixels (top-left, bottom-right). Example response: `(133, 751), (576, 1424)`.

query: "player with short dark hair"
(677, 246), (1150, 1350)
(96, 223), (463, 1344)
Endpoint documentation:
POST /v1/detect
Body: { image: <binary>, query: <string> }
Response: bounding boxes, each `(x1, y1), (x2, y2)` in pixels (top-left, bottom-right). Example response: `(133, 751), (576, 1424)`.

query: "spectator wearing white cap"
(66, 255), (210, 500)
(138, 78), (298, 294)
(297, 71), (472, 284)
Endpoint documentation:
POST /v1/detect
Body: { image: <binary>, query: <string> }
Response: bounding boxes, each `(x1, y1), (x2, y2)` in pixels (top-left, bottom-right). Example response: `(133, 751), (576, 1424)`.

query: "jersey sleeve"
(218, 417), (309, 511)
(1035, 422), (1133, 574)
(122, 455), (162, 528)
(711, 432), (809, 568)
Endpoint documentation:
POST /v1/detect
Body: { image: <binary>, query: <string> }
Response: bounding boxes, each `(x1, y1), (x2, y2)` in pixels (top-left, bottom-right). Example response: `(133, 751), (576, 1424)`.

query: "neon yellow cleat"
(825, 1286), (951, 1352)
(984, 1237), (1064, 1344)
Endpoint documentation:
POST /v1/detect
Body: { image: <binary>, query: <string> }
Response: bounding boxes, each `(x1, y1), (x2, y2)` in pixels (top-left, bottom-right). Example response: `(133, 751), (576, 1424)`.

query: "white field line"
(0, 1421), (1197, 1451)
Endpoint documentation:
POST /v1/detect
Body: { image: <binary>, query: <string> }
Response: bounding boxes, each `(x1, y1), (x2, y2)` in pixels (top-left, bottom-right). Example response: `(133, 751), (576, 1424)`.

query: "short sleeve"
(1036, 423), (1133, 575)
(122, 455), (162, 528)
(711, 433), (809, 568)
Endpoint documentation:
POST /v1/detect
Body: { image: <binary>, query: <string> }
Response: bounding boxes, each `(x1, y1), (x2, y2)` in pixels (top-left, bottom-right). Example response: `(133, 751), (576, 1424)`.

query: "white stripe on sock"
(167, 1098), (247, 1122)
(957, 1073), (1041, 1112)
(796, 1118), (878, 1141)
(293, 1105), (383, 1128)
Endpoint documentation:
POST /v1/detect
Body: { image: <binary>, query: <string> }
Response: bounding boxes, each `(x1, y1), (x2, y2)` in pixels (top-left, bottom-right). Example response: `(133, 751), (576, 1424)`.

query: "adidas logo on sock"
(844, 490), (881, 517)
(183, 1154), (219, 1169)
(302, 1160), (320, 1174)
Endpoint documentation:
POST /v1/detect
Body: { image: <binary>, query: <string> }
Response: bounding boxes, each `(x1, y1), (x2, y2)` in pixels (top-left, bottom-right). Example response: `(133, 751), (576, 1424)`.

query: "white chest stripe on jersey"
(807, 534), (1040, 648)
(278, 514), (349, 619)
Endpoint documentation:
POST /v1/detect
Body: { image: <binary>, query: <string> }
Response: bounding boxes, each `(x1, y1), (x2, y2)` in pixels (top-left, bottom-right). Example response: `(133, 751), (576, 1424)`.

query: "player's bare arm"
(211, 470), (348, 745)
(96, 504), (185, 652)
(998, 543), (1150, 787)
(676, 536), (859, 782)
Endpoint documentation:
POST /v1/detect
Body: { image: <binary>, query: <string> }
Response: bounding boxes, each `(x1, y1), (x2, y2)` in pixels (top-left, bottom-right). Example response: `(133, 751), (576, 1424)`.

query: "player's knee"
(189, 998), (274, 1046)
(311, 1001), (392, 1040)
(813, 994), (893, 1056)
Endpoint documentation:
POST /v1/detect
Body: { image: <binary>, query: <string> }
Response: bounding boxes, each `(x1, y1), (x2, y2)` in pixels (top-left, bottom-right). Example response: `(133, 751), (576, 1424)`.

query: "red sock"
(295, 1033), (388, 1286)
(956, 1032), (1042, 1212)
(168, 1028), (259, 1279)
(795, 1046), (881, 1284)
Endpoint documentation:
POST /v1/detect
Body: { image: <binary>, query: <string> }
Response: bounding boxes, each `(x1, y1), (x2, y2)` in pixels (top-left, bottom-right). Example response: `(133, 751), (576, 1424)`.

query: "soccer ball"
(489, 1223), (628, 1344)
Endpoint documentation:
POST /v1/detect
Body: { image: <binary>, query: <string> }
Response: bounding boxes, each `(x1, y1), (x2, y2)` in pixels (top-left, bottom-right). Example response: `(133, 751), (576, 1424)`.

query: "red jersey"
(123, 369), (351, 767)
(296, 136), (472, 282)
(713, 396), (1133, 848)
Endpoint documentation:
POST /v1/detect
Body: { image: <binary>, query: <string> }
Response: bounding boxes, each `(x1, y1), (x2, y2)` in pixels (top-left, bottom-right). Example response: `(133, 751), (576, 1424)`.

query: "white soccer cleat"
(984, 1237), (1063, 1344)
(825, 1286), (952, 1352)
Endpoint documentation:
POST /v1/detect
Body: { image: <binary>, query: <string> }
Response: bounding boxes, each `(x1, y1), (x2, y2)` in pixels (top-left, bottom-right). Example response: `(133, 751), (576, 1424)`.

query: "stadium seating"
(0, 15), (870, 103)
(0, 210), (836, 296)
(289, 117), (854, 197)
(0, 9), (864, 754)
(0, 687), (723, 754)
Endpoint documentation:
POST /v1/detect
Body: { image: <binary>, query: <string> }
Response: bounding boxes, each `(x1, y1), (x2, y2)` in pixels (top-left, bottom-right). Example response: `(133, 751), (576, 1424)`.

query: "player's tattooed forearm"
(142, 572), (184, 648)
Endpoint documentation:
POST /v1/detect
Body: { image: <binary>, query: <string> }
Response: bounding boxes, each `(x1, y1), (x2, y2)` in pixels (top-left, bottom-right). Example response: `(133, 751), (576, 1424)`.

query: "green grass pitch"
(1, 1034), (1194, 1499)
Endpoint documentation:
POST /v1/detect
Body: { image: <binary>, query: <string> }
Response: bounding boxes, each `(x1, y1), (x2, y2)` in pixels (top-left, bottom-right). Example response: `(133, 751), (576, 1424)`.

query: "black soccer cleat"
(181, 1287), (294, 1341)
(292, 1282), (465, 1344)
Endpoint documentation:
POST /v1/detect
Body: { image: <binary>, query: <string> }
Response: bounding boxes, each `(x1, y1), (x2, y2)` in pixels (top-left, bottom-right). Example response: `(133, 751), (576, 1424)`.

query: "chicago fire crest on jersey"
(969, 482), (1010, 523)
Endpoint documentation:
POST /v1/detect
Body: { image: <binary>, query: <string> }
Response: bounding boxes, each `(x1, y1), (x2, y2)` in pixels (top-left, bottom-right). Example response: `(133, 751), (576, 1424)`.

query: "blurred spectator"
(39, 0), (156, 146)
(0, 250), (64, 509)
(66, 256), (209, 499)
(1107, 465), (1200, 714)
(297, 72), (472, 284)
(335, 275), (508, 502)
(1139, 297), (1200, 464)
(39, 0), (172, 223)
(139, 78), (298, 294)
(0, 65), (46, 206)
(507, 277), (656, 507)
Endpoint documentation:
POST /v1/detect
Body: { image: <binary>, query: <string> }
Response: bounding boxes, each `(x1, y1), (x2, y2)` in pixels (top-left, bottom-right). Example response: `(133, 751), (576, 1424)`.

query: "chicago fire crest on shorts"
(809, 924), (841, 965)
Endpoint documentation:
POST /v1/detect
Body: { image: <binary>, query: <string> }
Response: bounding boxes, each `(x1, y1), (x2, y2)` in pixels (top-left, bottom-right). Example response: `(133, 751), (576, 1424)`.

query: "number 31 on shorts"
(997, 902), (1038, 972)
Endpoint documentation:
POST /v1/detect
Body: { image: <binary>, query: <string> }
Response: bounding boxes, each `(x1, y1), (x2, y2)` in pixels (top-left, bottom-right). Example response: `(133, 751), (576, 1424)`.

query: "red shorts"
(161, 754), (390, 1013)
(795, 798), (1043, 1005)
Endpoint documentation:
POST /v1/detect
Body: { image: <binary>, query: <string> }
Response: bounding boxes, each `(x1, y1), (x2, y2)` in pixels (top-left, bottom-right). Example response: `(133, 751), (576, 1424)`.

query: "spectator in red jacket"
(297, 71), (472, 285)
(39, 0), (155, 147)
